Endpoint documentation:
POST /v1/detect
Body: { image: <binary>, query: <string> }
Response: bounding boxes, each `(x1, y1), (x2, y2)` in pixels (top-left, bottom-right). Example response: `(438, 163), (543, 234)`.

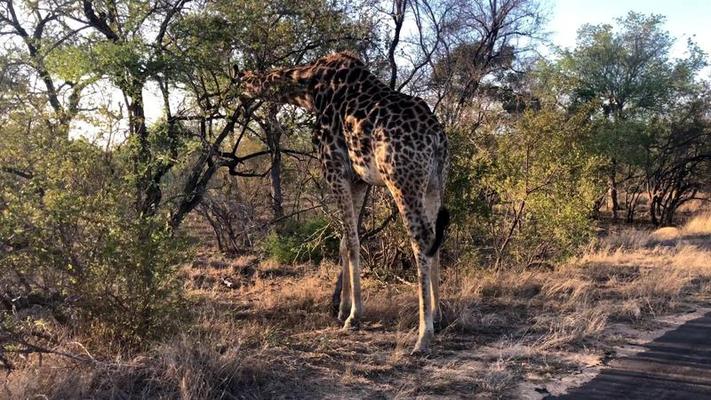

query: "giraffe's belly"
(343, 117), (387, 186)
(349, 149), (386, 186)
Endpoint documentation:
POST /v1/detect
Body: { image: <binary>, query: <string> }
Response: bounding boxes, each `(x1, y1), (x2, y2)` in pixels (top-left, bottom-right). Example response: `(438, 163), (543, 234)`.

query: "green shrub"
(487, 106), (605, 265)
(262, 217), (339, 264)
(1, 129), (188, 362)
(445, 104), (605, 268)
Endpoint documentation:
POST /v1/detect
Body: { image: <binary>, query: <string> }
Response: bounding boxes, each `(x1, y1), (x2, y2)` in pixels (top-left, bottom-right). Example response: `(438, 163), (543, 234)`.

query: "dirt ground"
(3, 212), (711, 399)
(172, 251), (710, 400)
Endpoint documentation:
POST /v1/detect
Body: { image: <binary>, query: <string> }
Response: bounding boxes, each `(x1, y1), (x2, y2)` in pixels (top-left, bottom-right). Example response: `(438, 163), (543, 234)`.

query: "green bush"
(262, 217), (339, 264)
(445, 104), (605, 268)
(0, 126), (188, 360)
(488, 106), (604, 265)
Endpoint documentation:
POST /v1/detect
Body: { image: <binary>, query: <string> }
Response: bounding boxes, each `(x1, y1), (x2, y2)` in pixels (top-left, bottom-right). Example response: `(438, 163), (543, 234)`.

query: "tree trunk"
(625, 192), (640, 223)
(168, 109), (242, 230)
(128, 88), (162, 218)
(662, 207), (675, 226)
(267, 106), (284, 220)
(609, 168), (620, 221)
(626, 205), (635, 223)
(270, 149), (284, 219)
(591, 193), (605, 219)
(649, 194), (659, 226)
(495, 200), (525, 269)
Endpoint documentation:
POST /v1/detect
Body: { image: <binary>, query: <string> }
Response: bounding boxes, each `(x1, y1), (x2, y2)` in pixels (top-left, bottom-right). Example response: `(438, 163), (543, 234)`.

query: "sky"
(547, 0), (711, 64)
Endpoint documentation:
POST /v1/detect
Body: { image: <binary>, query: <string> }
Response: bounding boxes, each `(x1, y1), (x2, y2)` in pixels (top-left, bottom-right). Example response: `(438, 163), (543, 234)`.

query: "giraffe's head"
(233, 69), (265, 99)
(232, 65), (315, 111)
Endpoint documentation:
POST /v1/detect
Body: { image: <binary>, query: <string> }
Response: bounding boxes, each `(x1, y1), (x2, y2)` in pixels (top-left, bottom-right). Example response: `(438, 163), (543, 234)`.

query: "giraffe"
(235, 52), (449, 353)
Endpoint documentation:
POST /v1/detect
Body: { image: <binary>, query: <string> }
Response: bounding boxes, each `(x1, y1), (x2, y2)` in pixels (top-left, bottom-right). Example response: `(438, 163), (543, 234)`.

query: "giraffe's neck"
(249, 66), (316, 111)
(243, 53), (389, 121)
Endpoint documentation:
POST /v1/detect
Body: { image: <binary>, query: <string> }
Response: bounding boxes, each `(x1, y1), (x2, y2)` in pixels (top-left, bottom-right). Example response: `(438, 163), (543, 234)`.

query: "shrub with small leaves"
(1, 120), (188, 365)
(262, 217), (339, 264)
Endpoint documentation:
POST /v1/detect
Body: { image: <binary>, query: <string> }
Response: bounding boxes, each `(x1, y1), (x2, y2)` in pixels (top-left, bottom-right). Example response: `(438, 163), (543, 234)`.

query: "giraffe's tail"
(427, 207), (450, 257)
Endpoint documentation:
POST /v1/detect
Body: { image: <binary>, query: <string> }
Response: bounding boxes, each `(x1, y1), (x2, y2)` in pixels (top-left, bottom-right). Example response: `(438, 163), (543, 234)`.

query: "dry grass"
(682, 212), (711, 236)
(4, 212), (711, 399)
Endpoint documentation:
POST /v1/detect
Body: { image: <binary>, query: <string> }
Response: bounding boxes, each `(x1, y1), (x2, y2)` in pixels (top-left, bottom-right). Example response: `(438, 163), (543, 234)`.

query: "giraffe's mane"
(316, 51), (364, 67)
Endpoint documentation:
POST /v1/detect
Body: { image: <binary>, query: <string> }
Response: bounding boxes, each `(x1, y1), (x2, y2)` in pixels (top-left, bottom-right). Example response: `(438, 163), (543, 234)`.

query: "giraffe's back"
(308, 53), (448, 190)
(342, 90), (446, 190)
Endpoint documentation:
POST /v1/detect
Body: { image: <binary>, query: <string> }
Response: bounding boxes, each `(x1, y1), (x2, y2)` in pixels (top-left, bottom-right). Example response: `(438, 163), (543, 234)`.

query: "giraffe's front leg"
(315, 112), (367, 331)
(322, 172), (366, 330)
(340, 188), (365, 330)
(342, 182), (369, 330)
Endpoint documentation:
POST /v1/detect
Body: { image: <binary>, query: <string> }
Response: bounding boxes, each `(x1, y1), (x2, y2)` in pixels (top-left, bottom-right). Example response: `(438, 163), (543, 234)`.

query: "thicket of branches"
(1, 0), (709, 368)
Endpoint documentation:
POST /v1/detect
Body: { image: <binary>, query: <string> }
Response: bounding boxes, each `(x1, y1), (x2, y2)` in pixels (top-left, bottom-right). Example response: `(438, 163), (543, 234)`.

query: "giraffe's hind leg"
(425, 181), (444, 330)
(405, 201), (435, 353)
(332, 237), (349, 320)
(384, 181), (436, 353)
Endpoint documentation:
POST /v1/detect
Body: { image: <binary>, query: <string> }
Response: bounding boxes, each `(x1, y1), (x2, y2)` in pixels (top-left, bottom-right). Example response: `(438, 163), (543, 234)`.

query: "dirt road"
(550, 311), (711, 400)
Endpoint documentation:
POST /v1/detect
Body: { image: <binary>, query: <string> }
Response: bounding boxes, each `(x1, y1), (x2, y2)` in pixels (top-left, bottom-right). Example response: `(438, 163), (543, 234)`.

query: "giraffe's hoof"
(410, 343), (431, 356)
(411, 333), (434, 355)
(342, 317), (360, 331)
(337, 305), (351, 322)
